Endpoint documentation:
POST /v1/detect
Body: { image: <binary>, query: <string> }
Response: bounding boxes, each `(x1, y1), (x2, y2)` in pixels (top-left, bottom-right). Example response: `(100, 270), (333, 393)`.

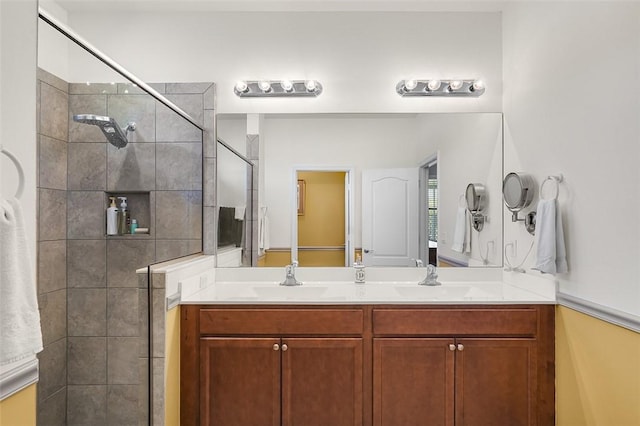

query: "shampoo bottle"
(117, 197), (129, 235)
(106, 197), (118, 235)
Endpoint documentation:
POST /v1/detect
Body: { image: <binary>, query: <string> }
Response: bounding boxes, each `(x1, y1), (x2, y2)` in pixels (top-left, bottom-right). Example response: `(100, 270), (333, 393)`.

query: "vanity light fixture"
(427, 79), (441, 91)
(234, 80), (249, 93)
(258, 80), (272, 93)
(234, 79), (323, 97)
(396, 79), (485, 97)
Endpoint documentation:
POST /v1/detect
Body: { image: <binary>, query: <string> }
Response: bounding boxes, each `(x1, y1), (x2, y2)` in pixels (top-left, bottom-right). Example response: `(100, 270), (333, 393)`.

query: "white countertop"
(144, 257), (557, 306)
(181, 280), (554, 305)
(179, 265), (556, 305)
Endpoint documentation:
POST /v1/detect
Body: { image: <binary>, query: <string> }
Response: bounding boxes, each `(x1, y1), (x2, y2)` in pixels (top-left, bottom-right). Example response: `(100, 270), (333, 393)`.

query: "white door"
(362, 168), (419, 266)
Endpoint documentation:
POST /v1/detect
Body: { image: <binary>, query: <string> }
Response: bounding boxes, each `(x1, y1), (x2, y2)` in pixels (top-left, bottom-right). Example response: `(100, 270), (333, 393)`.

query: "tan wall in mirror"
(298, 172), (346, 245)
(259, 171), (347, 267)
(298, 171), (346, 266)
(258, 250), (344, 267)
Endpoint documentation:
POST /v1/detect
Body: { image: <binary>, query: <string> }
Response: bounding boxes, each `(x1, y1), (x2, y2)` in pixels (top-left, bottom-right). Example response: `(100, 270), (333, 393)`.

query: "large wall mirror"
(217, 113), (503, 268)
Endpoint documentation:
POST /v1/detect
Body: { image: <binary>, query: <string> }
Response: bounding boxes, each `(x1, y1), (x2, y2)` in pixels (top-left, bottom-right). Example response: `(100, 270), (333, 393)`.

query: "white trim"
(0, 357), (39, 401)
(291, 166), (355, 267)
(557, 292), (640, 333)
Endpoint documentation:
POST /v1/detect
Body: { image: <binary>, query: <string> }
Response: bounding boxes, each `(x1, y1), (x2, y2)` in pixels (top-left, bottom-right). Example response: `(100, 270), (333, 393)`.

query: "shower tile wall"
(35, 68), (209, 426)
(37, 68), (69, 426)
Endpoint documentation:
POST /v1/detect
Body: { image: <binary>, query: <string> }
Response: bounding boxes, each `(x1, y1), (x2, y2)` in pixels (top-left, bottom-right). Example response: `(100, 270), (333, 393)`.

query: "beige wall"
(165, 307), (181, 426)
(0, 385), (37, 426)
(556, 307), (640, 425)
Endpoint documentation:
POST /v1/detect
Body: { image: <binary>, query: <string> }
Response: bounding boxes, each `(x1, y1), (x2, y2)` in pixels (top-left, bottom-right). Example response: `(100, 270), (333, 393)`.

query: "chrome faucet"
(280, 260), (302, 286)
(414, 259), (424, 267)
(418, 264), (441, 286)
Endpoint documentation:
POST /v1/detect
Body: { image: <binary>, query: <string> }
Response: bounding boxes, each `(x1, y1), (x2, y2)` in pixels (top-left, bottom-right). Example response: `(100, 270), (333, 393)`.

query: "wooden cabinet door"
(281, 338), (363, 426)
(373, 338), (455, 426)
(200, 337), (281, 426)
(455, 338), (537, 426)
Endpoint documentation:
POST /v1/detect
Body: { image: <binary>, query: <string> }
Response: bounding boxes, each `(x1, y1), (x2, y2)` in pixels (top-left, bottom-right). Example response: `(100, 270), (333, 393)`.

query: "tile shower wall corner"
(37, 72), (212, 425)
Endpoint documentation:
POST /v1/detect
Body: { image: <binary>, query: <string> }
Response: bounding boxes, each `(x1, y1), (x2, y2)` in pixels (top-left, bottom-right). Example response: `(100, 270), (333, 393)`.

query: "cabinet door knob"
(457, 344), (464, 351)
(448, 344), (456, 351)
(282, 343), (288, 352)
(273, 343), (280, 351)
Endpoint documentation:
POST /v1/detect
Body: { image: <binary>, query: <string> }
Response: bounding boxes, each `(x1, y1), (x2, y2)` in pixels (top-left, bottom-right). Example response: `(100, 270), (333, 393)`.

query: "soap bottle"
(117, 197), (129, 235)
(106, 197), (118, 236)
(130, 219), (138, 234)
(354, 254), (365, 284)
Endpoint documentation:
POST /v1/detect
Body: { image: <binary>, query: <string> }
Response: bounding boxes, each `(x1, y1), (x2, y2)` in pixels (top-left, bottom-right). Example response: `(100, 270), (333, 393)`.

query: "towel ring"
(540, 174), (563, 201)
(0, 145), (25, 200)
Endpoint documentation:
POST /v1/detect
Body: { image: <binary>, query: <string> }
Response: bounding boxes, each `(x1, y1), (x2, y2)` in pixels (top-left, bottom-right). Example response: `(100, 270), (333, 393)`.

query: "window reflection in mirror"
(216, 113), (503, 268)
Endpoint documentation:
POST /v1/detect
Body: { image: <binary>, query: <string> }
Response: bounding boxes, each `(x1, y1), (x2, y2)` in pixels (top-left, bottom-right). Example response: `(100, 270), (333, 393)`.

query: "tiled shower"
(35, 67), (212, 425)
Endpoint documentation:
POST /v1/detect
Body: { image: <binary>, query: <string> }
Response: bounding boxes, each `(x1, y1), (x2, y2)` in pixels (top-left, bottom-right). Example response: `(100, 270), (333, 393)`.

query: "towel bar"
(0, 145), (25, 200)
(540, 174), (563, 201)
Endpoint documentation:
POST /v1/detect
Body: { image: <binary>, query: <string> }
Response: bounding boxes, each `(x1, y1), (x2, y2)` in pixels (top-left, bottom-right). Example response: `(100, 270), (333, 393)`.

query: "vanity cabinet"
(182, 304), (554, 426)
(182, 306), (365, 426)
(372, 307), (554, 426)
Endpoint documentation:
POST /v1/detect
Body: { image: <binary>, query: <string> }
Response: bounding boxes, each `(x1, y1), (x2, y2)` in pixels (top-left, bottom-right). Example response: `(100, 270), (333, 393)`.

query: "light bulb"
(304, 80), (317, 92)
(281, 80), (294, 92)
(471, 80), (485, 91)
(427, 80), (441, 91)
(404, 80), (418, 91)
(449, 80), (463, 91)
(258, 80), (272, 92)
(235, 80), (249, 93)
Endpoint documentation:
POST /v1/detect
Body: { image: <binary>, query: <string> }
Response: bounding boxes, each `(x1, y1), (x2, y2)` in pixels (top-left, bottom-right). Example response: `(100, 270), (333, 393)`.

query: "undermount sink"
(251, 286), (329, 299)
(395, 285), (472, 300)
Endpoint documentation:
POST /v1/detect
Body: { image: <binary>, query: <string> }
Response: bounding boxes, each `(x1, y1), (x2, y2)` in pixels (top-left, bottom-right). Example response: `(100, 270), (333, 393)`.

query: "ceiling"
(53, 0), (510, 13)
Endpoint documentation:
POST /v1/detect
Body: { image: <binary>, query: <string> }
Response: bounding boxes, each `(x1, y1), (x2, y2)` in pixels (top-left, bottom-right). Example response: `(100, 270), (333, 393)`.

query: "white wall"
(503, 2), (640, 316)
(262, 114), (421, 247)
(235, 113), (501, 256)
(416, 113), (502, 266)
(63, 10), (502, 114)
(1, 0), (38, 274)
(38, 0), (70, 80)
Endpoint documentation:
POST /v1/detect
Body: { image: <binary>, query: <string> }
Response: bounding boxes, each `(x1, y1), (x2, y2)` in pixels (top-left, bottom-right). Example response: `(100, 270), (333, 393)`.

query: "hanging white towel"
(234, 206), (246, 220)
(451, 206), (467, 253)
(0, 198), (43, 365)
(464, 210), (472, 254)
(533, 199), (568, 274)
(258, 206), (270, 253)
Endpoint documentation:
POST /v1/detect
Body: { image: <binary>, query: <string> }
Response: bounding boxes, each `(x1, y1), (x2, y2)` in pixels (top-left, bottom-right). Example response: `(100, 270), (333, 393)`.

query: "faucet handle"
(414, 259), (424, 267)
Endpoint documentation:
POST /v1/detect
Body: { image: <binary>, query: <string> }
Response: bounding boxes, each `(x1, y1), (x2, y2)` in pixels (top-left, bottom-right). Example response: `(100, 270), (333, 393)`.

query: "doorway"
(291, 167), (353, 267)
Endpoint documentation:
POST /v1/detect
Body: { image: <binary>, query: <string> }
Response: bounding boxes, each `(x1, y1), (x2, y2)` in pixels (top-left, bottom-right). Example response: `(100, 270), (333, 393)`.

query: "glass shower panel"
(37, 16), (203, 426)
(216, 141), (254, 267)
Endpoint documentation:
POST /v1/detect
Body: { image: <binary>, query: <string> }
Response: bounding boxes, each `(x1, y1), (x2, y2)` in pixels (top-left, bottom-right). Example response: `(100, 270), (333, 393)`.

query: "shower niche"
(104, 191), (152, 237)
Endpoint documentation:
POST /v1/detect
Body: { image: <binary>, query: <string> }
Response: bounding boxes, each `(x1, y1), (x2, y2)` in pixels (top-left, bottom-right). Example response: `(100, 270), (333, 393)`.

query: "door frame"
(291, 166), (355, 267)
(419, 153), (439, 266)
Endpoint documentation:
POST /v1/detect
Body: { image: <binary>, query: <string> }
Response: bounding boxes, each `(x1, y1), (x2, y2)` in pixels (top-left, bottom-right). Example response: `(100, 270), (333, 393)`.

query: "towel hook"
(540, 174), (563, 201)
(0, 145), (25, 200)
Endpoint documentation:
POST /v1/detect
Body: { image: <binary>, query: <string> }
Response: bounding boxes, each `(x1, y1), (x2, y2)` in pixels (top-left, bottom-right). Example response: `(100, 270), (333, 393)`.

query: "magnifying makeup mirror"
(465, 183), (486, 231)
(502, 172), (536, 234)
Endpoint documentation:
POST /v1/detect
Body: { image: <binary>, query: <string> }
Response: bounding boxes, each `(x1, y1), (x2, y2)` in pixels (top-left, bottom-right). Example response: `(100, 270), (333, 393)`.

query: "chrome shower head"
(73, 114), (135, 149)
